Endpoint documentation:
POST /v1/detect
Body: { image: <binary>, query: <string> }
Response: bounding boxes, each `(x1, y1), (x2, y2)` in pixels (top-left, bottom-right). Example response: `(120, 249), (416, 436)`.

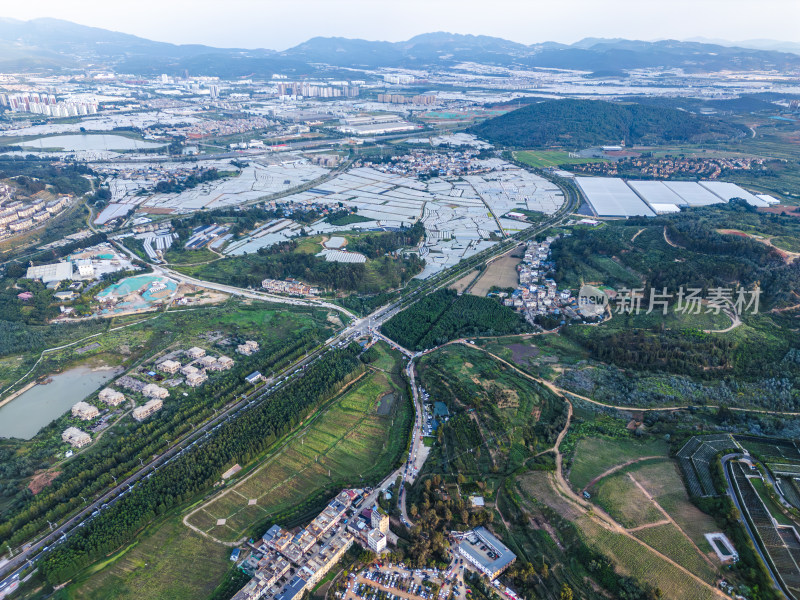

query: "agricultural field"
(749, 477), (795, 526)
(515, 471), (719, 599)
(628, 460), (719, 549)
(574, 442), (721, 584)
(187, 343), (411, 542)
(592, 472), (664, 529)
(469, 253), (521, 296)
(63, 518), (231, 600)
(578, 517), (718, 599)
(567, 436), (670, 490)
(448, 269), (479, 294)
(633, 523), (718, 583)
(513, 150), (608, 169)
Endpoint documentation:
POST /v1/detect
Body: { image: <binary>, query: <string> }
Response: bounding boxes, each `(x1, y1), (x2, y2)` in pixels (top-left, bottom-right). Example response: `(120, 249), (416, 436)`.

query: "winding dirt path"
(627, 472), (717, 570)
(663, 226), (684, 249)
(447, 342), (726, 597)
(581, 456), (664, 492)
(451, 340), (800, 418)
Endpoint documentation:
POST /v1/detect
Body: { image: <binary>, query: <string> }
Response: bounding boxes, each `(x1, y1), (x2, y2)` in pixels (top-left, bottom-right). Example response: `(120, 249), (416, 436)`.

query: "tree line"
(40, 347), (364, 584)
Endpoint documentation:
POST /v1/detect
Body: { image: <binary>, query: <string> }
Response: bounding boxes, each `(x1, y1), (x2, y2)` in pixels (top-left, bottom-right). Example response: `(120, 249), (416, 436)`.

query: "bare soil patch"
(470, 254), (521, 296)
(508, 343), (539, 366)
(449, 270), (479, 293)
(28, 470), (61, 495)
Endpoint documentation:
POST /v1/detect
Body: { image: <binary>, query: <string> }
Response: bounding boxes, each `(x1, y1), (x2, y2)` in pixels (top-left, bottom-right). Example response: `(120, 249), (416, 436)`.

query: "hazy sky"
(3, 0), (800, 49)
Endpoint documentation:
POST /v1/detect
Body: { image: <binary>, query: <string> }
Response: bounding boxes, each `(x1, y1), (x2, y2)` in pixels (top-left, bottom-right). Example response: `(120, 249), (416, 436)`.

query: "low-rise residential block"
(71, 401), (99, 421)
(132, 398), (164, 421)
(142, 383), (169, 399)
(158, 359), (181, 374)
(98, 387), (125, 406)
(62, 427), (91, 448)
(186, 370), (208, 387)
(187, 346), (206, 359)
(237, 340), (260, 355)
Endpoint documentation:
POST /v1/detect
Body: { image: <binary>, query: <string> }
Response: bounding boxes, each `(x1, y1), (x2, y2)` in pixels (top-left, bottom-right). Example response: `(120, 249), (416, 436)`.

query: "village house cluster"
(571, 155), (764, 179)
(168, 115), (275, 139)
(261, 278), (320, 296)
(363, 150), (490, 179)
(0, 192), (69, 240)
(502, 236), (583, 324)
(233, 489), (388, 600)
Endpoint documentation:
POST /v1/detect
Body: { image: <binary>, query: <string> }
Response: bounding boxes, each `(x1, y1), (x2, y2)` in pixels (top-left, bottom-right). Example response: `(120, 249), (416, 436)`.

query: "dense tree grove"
(469, 98), (745, 148)
(40, 347), (364, 584)
(562, 327), (733, 376)
(338, 290), (399, 317)
(383, 289), (530, 350)
(347, 222), (425, 258)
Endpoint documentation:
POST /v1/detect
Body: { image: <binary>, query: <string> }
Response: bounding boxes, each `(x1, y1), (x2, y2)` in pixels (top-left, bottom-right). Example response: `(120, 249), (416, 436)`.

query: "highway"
(0, 167), (579, 590)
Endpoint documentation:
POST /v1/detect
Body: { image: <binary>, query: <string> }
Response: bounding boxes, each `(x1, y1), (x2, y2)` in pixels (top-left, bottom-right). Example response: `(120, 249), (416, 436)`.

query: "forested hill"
(469, 99), (746, 148)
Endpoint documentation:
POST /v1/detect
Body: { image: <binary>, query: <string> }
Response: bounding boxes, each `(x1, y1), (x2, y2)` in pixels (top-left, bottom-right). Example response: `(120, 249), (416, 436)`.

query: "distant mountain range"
(1, 18), (799, 77)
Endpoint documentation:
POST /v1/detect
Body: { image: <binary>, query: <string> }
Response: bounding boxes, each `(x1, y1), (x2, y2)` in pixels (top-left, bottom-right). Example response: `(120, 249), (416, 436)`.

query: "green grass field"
(567, 437), (669, 490)
(514, 150), (609, 169)
(64, 518), (231, 600)
(189, 344), (411, 542)
(593, 473), (664, 528)
(163, 246), (220, 265)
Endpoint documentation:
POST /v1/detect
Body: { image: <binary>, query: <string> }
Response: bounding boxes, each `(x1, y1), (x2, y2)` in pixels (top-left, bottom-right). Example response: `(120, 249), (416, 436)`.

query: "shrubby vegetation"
(347, 222), (425, 258)
(552, 200), (800, 307)
(547, 201), (800, 406)
(151, 168), (231, 194)
(172, 204), (332, 240)
(383, 289), (530, 350)
(0, 156), (96, 197)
